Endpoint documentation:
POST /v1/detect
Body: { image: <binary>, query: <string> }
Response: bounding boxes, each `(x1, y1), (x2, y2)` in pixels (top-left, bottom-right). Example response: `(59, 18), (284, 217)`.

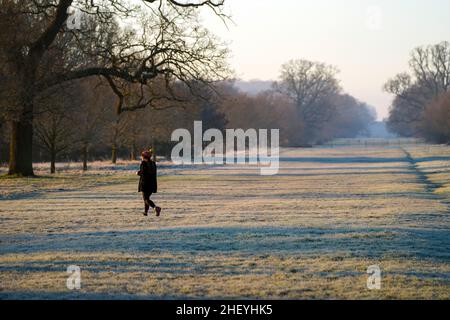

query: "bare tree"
(273, 59), (341, 144)
(34, 86), (76, 173)
(72, 78), (112, 171)
(121, 110), (147, 161)
(221, 82), (374, 146)
(109, 114), (132, 164)
(384, 41), (450, 137)
(35, 108), (74, 173)
(0, 0), (230, 176)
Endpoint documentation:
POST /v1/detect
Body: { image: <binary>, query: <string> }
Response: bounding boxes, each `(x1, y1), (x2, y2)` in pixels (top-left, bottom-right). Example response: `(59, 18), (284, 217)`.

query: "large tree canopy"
(0, 0), (230, 175)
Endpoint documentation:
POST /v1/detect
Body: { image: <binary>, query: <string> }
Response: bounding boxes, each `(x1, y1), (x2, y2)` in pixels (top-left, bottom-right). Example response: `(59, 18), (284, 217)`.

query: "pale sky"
(201, 0), (450, 120)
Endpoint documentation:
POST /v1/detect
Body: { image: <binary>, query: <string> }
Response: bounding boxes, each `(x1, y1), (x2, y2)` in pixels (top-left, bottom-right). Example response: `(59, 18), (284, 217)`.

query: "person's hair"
(141, 150), (152, 160)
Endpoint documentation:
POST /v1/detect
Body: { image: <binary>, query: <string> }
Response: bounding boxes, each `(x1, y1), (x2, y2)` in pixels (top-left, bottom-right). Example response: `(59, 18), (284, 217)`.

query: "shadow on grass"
(0, 290), (188, 300)
(2, 226), (449, 263)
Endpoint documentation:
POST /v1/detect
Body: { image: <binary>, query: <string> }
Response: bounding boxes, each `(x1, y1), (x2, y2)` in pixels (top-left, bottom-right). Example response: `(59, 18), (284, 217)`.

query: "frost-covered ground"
(0, 145), (449, 299)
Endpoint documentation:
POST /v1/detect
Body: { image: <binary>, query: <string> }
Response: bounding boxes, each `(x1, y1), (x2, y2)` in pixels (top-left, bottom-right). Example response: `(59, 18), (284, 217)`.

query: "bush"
(421, 91), (450, 144)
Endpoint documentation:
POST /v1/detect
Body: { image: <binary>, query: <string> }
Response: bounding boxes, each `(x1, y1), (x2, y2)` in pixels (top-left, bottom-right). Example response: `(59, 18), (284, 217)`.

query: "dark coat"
(138, 160), (157, 193)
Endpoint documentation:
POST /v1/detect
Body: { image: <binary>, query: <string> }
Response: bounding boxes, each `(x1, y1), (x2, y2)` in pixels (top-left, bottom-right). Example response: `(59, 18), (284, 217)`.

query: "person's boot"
(154, 206), (161, 217)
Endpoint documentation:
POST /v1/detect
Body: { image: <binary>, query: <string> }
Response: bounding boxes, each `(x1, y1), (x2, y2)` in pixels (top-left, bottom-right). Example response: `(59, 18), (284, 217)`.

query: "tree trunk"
(111, 119), (120, 164)
(151, 138), (156, 161)
(130, 143), (136, 161)
(8, 60), (37, 176)
(50, 148), (56, 174)
(82, 143), (88, 171)
(111, 143), (117, 164)
(8, 105), (34, 176)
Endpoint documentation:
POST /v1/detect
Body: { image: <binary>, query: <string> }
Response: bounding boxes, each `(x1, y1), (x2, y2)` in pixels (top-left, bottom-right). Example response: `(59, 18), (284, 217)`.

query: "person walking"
(137, 149), (161, 217)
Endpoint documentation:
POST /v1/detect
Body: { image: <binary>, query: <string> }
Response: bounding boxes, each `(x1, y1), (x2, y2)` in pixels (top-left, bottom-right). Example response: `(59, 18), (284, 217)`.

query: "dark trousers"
(142, 191), (155, 213)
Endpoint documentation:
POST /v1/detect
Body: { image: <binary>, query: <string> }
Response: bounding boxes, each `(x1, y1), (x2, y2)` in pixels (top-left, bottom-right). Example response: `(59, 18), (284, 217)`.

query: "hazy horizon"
(202, 0), (450, 120)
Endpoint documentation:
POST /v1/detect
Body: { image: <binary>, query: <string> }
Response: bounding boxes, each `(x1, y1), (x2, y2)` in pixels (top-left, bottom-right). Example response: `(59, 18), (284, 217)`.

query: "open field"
(0, 144), (449, 299)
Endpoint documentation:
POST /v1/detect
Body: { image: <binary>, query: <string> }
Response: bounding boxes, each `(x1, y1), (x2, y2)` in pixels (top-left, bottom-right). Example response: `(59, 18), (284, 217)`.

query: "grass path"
(0, 145), (449, 299)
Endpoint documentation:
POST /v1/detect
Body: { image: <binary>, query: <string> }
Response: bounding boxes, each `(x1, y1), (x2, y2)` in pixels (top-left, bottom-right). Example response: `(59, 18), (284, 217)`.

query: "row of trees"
(0, 63), (377, 173)
(272, 59), (376, 145)
(385, 41), (450, 143)
(219, 66), (376, 147)
(1, 68), (376, 171)
(1, 76), (227, 172)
